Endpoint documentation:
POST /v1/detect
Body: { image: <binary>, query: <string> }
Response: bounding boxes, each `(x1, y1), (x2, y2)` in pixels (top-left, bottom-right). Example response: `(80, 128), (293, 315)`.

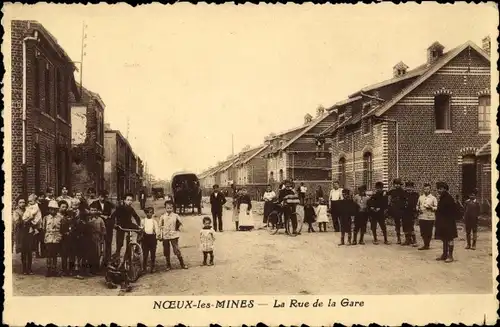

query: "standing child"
(73, 202), (90, 279)
(368, 182), (389, 245)
(159, 200), (188, 270)
(24, 194), (43, 258)
(59, 200), (75, 276)
(315, 198), (329, 232)
(200, 217), (216, 266)
(141, 207), (160, 273)
(463, 189), (480, 250)
(338, 189), (357, 246)
(42, 200), (64, 277)
(403, 182), (420, 247)
(303, 198), (316, 233)
(353, 185), (369, 245)
(88, 206), (106, 275)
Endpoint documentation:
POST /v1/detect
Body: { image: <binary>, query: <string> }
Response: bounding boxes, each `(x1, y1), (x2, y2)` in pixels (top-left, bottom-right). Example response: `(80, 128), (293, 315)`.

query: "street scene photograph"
(3, 2), (497, 301)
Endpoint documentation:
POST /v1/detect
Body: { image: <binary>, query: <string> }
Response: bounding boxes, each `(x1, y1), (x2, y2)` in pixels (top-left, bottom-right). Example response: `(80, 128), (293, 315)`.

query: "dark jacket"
(339, 199), (358, 218)
(237, 194), (252, 211)
(90, 200), (114, 217)
(434, 191), (458, 240)
(304, 205), (316, 223)
(463, 199), (480, 222)
(111, 205), (141, 228)
(405, 190), (420, 216)
(210, 192), (226, 212)
(388, 188), (407, 216)
(368, 191), (388, 213)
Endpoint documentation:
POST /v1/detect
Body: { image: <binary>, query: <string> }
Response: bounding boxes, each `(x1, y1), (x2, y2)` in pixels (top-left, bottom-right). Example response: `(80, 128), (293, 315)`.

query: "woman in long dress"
(237, 188), (254, 231)
(232, 189), (240, 230)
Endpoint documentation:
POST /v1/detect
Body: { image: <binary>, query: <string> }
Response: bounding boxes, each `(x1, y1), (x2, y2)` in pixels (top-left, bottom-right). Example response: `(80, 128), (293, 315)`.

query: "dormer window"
(427, 42), (445, 65)
(393, 61), (409, 77)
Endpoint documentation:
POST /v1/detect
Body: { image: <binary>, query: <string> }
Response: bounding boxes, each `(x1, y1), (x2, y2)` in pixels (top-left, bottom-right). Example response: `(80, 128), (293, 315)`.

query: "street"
(12, 200), (493, 296)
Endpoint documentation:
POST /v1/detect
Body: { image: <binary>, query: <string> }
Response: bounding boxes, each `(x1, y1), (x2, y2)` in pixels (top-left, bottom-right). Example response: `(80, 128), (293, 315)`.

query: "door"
(462, 155), (477, 201)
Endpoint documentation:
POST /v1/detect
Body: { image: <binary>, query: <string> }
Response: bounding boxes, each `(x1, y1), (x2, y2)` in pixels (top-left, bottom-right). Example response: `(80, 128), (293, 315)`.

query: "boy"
(159, 200), (188, 270)
(88, 206), (106, 275)
(338, 189), (357, 246)
(353, 185), (369, 245)
(387, 178), (407, 244)
(73, 204), (90, 279)
(141, 207), (160, 273)
(42, 200), (64, 277)
(403, 181), (419, 247)
(463, 189), (480, 250)
(417, 183), (437, 250)
(105, 253), (131, 293)
(59, 200), (76, 276)
(367, 182), (389, 245)
(113, 193), (141, 258)
(278, 180), (299, 235)
(328, 181), (343, 232)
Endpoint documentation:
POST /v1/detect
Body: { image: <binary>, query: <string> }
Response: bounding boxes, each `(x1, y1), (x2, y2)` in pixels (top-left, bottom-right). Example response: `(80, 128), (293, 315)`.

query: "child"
(73, 202), (90, 279)
(105, 253), (131, 293)
(303, 198), (316, 233)
(200, 217), (216, 266)
(353, 186), (369, 245)
(88, 206), (106, 275)
(59, 200), (76, 276)
(315, 198), (329, 232)
(24, 194), (42, 258)
(463, 189), (480, 250)
(368, 182), (389, 245)
(141, 207), (160, 273)
(403, 182), (419, 247)
(338, 189), (357, 246)
(42, 200), (64, 277)
(159, 200), (188, 270)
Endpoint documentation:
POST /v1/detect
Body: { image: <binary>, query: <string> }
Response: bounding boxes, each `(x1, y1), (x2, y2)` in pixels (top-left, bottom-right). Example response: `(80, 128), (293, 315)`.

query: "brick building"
(70, 85), (105, 194)
(11, 20), (80, 201)
(320, 39), (491, 198)
(476, 141), (492, 213)
(104, 125), (136, 201)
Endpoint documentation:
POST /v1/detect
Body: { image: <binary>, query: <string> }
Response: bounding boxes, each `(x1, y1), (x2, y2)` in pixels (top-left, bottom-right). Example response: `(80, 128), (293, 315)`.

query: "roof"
(241, 144), (269, 164)
(267, 123), (310, 141)
(476, 141), (491, 157)
(171, 171), (198, 180)
(104, 128), (134, 155)
(371, 40), (490, 117)
(331, 96), (362, 108)
(281, 111), (334, 150)
(78, 83), (106, 109)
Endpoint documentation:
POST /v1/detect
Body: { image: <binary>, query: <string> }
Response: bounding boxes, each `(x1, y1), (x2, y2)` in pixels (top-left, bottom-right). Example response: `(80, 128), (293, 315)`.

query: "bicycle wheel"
(286, 212), (303, 237)
(267, 211), (280, 235)
(126, 243), (144, 282)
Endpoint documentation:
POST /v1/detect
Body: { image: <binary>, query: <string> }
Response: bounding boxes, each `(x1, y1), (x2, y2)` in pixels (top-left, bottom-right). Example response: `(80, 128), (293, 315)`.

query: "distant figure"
(303, 198), (316, 233)
(315, 186), (324, 203)
(139, 190), (146, 211)
(463, 189), (480, 250)
(329, 181), (343, 232)
(210, 184), (226, 232)
(353, 185), (369, 245)
(315, 198), (329, 232)
(298, 182), (307, 205)
(262, 184), (276, 225)
(237, 188), (254, 231)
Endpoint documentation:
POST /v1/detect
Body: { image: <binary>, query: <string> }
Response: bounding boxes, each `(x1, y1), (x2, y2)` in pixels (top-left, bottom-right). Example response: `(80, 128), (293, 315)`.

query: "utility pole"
(231, 133), (234, 156)
(126, 116), (130, 139)
(79, 22), (88, 95)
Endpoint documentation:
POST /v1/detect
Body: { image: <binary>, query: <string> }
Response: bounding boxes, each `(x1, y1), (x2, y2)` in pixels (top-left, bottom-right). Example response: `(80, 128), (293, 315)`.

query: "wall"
(476, 154), (491, 214)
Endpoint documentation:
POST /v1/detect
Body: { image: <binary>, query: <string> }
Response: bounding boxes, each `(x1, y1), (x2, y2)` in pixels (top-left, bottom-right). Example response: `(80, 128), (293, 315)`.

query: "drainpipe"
(22, 29), (40, 199)
(352, 132), (356, 187)
(374, 117), (399, 178)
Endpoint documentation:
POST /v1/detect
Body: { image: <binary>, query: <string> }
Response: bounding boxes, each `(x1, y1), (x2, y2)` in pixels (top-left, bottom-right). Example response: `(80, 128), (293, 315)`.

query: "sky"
(4, 3), (497, 180)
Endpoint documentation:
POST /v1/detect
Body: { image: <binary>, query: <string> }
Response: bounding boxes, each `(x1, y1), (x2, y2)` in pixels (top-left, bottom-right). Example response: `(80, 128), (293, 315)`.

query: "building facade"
(71, 85), (105, 194)
(476, 141), (491, 214)
(323, 39), (491, 198)
(11, 20), (80, 201)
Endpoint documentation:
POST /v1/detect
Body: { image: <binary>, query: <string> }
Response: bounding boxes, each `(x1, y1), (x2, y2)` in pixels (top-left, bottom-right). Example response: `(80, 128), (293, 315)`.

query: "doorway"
(462, 155), (477, 201)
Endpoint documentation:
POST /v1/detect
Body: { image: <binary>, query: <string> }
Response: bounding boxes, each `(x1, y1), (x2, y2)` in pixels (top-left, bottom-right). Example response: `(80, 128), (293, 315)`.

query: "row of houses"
(199, 37), (493, 211)
(11, 20), (145, 203)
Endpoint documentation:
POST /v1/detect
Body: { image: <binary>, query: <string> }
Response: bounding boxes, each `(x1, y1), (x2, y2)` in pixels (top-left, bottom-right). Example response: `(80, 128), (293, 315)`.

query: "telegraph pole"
(126, 116), (130, 139)
(79, 22), (88, 95)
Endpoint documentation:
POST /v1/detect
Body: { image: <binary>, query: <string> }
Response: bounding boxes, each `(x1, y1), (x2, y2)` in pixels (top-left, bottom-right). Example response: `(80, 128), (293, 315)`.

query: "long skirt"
(232, 203), (239, 222)
(238, 203), (254, 230)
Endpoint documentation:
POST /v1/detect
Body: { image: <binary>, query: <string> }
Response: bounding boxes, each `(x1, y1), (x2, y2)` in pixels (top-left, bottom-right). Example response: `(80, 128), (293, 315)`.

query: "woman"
(13, 197), (26, 255)
(262, 185), (276, 226)
(237, 188), (254, 231)
(21, 194), (42, 274)
(232, 188), (240, 231)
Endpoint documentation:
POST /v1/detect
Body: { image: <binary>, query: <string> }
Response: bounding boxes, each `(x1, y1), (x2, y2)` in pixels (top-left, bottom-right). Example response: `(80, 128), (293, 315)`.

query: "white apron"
(238, 203), (254, 228)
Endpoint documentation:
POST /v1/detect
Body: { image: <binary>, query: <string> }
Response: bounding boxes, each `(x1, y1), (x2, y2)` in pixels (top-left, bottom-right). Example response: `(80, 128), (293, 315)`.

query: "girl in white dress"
(237, 188), (254, 231)
(200, 217), (215, 266)
(315, 198), (329, 232)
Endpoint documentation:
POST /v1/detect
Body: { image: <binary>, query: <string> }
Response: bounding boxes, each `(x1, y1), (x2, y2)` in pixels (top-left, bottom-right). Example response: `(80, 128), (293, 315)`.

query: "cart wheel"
(267, 211), (280, 235)
(126, 243), (144, 282)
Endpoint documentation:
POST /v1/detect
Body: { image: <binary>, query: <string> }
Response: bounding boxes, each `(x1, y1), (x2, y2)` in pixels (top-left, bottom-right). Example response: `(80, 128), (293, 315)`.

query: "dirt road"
(12, 200), (493, 296)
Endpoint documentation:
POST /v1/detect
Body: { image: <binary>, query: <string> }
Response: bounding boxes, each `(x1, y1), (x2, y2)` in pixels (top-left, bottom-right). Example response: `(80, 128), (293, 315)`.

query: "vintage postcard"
(2, 2), (499, 326)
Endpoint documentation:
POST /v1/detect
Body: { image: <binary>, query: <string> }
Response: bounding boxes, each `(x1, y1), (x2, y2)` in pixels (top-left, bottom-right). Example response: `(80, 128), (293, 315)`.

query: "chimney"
(104, 123), (111, 131)
(316, 105), (325, 117)
(304, 113), (313, 124)
(482, 36), (491, 55)
(393, 61), (409, 78)
(427, 42), (445, 65)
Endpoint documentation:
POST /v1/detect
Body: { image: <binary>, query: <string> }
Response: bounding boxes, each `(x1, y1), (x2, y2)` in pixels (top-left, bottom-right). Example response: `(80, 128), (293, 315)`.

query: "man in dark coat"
(435, 182), (458, 263)
(387, 178), (407, 244)
(210, 184), (227, 232)
(90, 190), (115, 266)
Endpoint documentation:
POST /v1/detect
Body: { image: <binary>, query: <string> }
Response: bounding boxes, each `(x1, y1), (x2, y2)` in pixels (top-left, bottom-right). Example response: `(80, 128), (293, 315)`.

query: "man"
(90, 190), (115, 265)
(112, 193), (141, 258)
(56, 186), (73, 203)
(210, 184), (226, 232)
(403, 181), (419, 247)
(328, 181), (343, 232)
(278, 180), (299, 235)
(87, 188), (97, 206)
(434, 182), (458, 263)
(387, 178), (407, 244)
(417, 183), (438, 250)
(139, 190), (146, 211)
(367, 182), (389, 245)
(298, 182), (307, 205)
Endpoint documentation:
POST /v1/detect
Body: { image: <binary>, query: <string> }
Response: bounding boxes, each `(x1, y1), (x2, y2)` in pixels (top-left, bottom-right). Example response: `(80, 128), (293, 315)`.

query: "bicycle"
(267, 201), (303, 237)
(116, 226), (144, 282)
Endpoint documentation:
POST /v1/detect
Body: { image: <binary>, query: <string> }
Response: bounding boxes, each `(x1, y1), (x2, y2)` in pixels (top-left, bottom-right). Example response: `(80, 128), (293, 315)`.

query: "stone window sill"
(434, 130), (452, 134)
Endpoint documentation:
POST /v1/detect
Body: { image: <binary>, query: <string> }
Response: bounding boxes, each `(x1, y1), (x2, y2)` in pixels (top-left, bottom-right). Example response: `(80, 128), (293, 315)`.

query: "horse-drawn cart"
(170, 172), (202, 215)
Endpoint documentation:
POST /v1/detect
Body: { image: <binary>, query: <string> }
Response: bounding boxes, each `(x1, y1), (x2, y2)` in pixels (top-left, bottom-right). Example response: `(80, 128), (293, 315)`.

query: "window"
(44, 63), (52, 114)
(338, 127), (345, 142)
(96, 110), (103, 145)
(478, 95), (491, 132)
(269, 171), (274, 182)
(316, 143), (326, 158)
(34, 135), (40, 194)
(279, 169), (284, 182)
(363, 118), (372, 135)
(363, 152), (373, 190)
(34, 55), (40, 108)
(338, 158), (346, 187)
(45, 146), (51, 187)
(56, 69), (62, 117)
(434, 94), (451, 130)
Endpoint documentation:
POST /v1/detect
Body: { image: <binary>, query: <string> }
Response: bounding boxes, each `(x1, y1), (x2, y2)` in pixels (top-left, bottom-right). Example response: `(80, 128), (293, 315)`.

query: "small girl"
(315, 198), (329, 232)
(200, 217), (216, 266)
(303, 198), (316, 233)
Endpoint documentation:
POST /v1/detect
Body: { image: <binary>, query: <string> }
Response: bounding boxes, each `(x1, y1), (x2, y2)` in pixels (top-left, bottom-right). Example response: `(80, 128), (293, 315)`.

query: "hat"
(436, 181), (449, 191)
(405, 181), (415, 187)
(393, 178), (402, 185)
(358, 185), (367, 192)
(375, 181), (384, 188)
(48, 200), (59, 209)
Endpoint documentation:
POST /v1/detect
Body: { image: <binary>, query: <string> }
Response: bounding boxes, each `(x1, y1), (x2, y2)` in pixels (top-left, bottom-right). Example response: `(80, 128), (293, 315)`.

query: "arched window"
(269, 171), (274, 182)
(434, 94), (451, 130)
(478, 95), (491, 132)
(363, 152), (373, 190)
(338, 157), (346, 187)
(279, 169), (284, 182)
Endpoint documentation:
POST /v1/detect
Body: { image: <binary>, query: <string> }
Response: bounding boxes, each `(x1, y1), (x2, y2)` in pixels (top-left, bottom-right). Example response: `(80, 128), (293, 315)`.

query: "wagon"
(171, 171), (202, 215)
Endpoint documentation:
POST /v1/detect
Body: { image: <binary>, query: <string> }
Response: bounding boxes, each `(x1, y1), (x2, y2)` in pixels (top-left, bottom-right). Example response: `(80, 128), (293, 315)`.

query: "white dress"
(316, 205), (329, 223)
(238, 203), (254, 228)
